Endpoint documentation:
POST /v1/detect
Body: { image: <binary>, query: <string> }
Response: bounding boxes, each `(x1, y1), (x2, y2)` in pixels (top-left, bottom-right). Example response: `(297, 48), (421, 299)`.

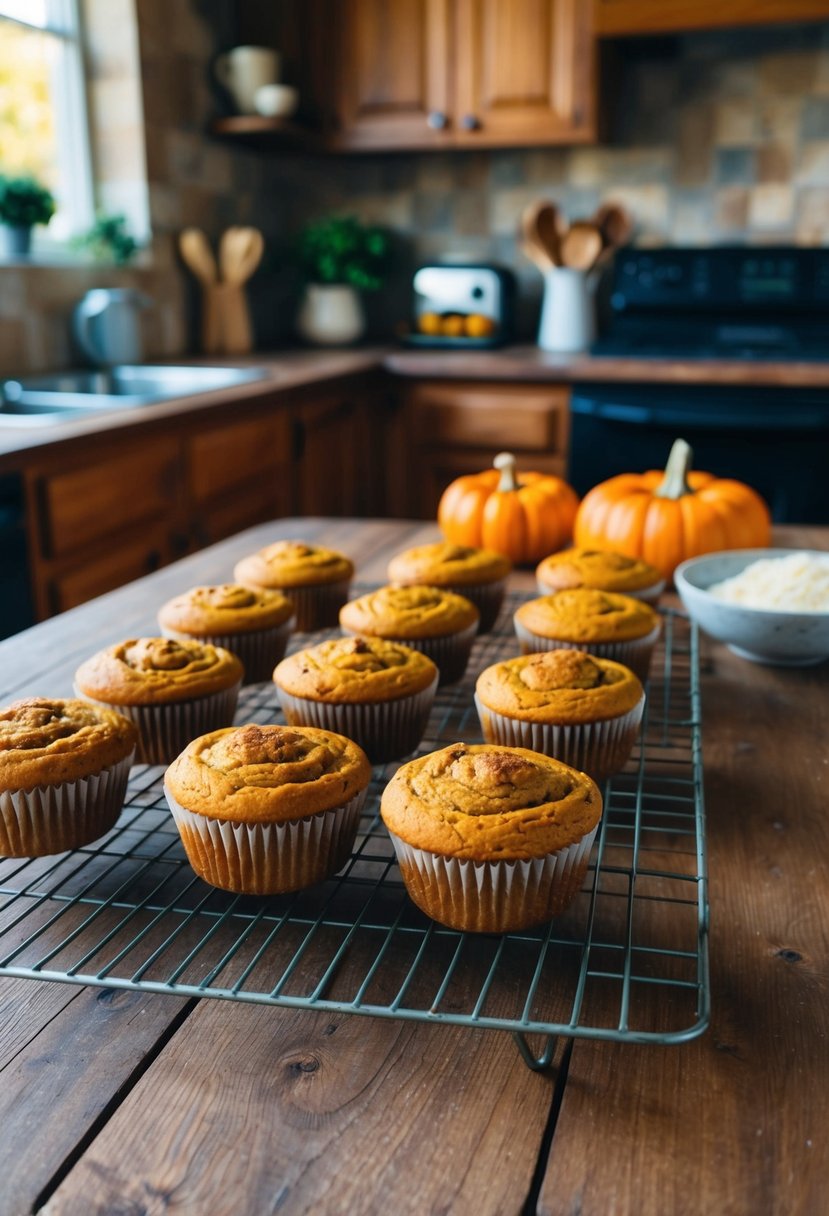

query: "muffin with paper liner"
(158, 583), (295, 684)
(514, 588), (661, 681)
(274, 635), (438, 763)
(0, 697), (137, 857)
(74, 637), (242, 765)
(475, 649), (644, 784)
(233, 540), (354, 631)
(387, 542), (511, 632)
(536, 547), (665, 605)
(164, 723), (371, 895)
(340, 584), (479, 685)
(381, 741), (601, 933)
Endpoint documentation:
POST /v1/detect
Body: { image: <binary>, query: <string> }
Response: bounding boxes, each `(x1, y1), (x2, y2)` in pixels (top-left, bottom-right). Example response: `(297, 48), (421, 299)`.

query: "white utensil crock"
(537, 268), (596, 353)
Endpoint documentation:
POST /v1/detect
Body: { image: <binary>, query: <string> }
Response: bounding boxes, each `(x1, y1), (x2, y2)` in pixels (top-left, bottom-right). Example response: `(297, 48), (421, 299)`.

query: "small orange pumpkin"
(438, 451), (579, 565)
(574, 438), (771, 582)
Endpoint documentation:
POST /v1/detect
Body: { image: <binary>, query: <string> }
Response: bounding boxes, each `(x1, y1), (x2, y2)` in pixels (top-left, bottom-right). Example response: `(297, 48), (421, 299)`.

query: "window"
(0, 0), (94, 244)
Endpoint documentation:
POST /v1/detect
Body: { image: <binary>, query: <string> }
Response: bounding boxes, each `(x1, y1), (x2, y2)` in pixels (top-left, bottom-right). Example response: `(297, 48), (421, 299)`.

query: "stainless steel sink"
(0, 365), (271, 425)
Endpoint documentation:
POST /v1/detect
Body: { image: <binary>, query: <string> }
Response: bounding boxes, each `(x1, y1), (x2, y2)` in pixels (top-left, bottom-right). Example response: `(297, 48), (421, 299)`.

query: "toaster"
(404, 262), (515, 348)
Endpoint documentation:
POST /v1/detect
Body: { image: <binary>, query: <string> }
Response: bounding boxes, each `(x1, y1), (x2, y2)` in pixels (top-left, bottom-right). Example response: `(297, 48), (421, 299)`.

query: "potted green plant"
(71, 212), (139, 265)
(295, 214), (389, 346)
(0, 174), (56, 257)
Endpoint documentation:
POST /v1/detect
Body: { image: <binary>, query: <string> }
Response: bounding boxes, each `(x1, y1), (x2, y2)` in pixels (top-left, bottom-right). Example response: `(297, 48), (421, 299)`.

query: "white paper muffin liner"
(276, 671), (438, 763)
(164, 785), (368, 895)
(475, 693), (645, 784)
(343, 619), (478, 686)
(75, 682), (241, 766)
(447, 577), (508, 633)
(387, 825), (598, 934)
(286, 579), (353, 632)
(161, 618), (294, 685)
(0, 752), (134, 858)
(536, 575), (666, 606)
(513, 618), (661, 682)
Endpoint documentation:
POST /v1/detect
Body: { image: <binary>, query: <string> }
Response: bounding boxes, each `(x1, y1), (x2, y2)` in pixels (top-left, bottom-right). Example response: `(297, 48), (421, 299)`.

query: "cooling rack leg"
(512, 1032), (559, 1072)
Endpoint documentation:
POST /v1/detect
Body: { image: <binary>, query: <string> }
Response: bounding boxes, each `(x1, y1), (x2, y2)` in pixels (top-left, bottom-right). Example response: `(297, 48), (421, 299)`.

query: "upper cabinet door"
(453, 0), (595, 146)
(334, 0), (453, 149)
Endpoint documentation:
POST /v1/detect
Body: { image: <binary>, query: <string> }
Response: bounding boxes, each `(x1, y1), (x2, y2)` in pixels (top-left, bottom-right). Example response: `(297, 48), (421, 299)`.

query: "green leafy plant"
(0, 174), (55, 228)
(297, 215), (389, 291)
(72, 212), (139, 265)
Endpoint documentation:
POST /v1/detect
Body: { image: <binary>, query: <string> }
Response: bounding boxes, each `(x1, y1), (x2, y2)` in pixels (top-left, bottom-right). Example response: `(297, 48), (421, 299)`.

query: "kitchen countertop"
(3, 342), (829, 468)
(1, 516), (827, 1215)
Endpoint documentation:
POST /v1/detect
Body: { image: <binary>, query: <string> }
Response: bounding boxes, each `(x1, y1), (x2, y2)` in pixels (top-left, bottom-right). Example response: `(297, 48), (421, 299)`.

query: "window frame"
(0, 0), (95, 247)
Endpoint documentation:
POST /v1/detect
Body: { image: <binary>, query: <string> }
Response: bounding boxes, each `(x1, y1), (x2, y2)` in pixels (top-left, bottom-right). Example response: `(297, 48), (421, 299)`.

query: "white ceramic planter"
(297, 283), (365, 346)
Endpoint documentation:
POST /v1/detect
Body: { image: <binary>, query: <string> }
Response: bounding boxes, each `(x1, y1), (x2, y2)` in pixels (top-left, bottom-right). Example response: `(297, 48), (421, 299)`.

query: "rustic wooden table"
(1, 518), (826, 1216)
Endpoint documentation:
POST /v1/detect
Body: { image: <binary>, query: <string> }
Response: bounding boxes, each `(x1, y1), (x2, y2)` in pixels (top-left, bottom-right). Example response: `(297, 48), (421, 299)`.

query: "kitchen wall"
(2, 8), (829, 373)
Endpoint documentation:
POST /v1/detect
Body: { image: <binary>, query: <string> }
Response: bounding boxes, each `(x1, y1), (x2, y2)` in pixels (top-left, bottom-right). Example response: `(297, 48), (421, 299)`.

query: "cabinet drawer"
(35, 439), (181, 560)
(46, 525), (174, 614)
(189, 412), (292, 504)
(407, 383), (570, 452)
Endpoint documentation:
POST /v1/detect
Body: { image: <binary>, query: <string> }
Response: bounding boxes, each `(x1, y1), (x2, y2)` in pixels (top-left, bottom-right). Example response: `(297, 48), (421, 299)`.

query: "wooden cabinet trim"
(594, 0), (829, 36)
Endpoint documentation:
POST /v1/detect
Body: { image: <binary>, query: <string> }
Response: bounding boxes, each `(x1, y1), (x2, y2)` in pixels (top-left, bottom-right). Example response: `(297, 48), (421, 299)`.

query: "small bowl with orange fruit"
(403, 310), (502, 348)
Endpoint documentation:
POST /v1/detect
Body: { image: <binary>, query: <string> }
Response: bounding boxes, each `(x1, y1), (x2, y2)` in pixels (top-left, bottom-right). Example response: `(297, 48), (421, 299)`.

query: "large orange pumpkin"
(574, 438), (771, 582)
(438, 451), (579, 565)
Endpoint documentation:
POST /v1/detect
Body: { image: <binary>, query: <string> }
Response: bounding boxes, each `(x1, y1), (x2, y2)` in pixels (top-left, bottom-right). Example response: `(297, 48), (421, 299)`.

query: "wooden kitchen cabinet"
(393, 380), (571, 518)
(265, 0), (595, 151)
(594, 0), (829, 35)
(26, 436), (187, 621)
(186, 409), (294, 548)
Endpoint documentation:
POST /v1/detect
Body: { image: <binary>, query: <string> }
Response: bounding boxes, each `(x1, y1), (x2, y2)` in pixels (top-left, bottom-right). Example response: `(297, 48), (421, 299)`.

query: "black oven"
(569, 382), (829, 524)
(572, 246), (829, 524)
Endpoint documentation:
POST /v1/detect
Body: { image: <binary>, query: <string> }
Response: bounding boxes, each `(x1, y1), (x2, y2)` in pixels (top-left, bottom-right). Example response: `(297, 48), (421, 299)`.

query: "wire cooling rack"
(0, 594), (709, 1068)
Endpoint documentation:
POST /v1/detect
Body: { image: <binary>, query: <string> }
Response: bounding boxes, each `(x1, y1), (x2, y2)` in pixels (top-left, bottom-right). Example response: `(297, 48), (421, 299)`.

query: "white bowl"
(674, 548), (829, 667)
(254, 83), (299, 118)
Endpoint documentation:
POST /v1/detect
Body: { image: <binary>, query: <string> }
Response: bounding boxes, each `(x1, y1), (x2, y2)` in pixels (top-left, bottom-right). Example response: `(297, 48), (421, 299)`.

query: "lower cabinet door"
(45, 525), (175, 616)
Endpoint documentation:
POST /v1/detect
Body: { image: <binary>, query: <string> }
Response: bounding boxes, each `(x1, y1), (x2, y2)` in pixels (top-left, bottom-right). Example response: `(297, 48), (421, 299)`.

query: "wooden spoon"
(178, 228), (223, 354)
(559, 221), (603, 272)
(593, 202), (633, 250)
(521, 200), (563, 270)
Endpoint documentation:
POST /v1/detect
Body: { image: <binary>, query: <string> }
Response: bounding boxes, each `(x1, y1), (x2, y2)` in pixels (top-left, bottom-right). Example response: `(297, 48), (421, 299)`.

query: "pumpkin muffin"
(164, 723), (371, 895)
(340, 585), (480, 685)
(158, 583), (295, 684)
(387, 542), (512, 632)
(233, 540), (354, 631)
(381, 742), (601, 933)
(536, 548), (665, 605)
(274, 636), (438, 763)
(475, 650), (644, 783)
(514, 589), (661, 681)
(0, 697), (137, 857)
(75, 638), (243, 765)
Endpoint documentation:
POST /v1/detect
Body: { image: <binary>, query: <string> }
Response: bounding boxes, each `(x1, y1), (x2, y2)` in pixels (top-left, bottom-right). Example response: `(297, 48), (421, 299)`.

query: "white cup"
(213, 46), (281, 115)
(254, 83), (299, 119)
(537, 268), (596, 353)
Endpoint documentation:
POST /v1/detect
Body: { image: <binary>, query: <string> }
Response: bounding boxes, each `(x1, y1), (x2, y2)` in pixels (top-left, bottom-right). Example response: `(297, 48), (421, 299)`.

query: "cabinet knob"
(427, 111), (448, 130)
(460, 114), (481, 131)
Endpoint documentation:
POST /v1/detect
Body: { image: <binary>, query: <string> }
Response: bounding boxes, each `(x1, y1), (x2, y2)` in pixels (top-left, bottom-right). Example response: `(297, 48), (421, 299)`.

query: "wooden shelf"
(210, 115), (325, 152)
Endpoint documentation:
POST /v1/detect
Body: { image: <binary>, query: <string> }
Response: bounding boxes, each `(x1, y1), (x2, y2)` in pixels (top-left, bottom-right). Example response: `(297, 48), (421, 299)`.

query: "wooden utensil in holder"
(178, 226), (264, 355)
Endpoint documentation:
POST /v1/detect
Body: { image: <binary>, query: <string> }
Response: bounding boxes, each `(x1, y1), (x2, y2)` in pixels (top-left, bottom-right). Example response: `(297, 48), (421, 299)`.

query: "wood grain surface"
(1, 518), (826, 1216)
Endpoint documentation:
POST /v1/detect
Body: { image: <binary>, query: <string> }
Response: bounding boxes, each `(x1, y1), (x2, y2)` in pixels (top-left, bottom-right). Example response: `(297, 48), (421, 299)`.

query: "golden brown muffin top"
(75, 638), (244, 706)
(274, 636), (438, 704)
(476, 650), (643, 725)
(0, 697), (137, 792)
(233, 540), (354, 589)
(515, 589), (660, 643)
(340, 584), (479, 640)
(158, 584), (294, 637)
(388, 542), (511, 588)
(381, 742), (601, 861)
(536, 548), (663, 595)
(165, 723), (371, 823)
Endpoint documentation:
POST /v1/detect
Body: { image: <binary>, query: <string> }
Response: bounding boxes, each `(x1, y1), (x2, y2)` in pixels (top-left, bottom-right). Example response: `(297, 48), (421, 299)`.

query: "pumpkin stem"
(494, 451), (519, 493)
(653, 438), (694, 500)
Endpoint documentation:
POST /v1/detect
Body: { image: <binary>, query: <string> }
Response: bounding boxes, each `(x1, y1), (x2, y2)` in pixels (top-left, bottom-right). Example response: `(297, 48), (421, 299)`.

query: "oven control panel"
(610, 247), (829, 313)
